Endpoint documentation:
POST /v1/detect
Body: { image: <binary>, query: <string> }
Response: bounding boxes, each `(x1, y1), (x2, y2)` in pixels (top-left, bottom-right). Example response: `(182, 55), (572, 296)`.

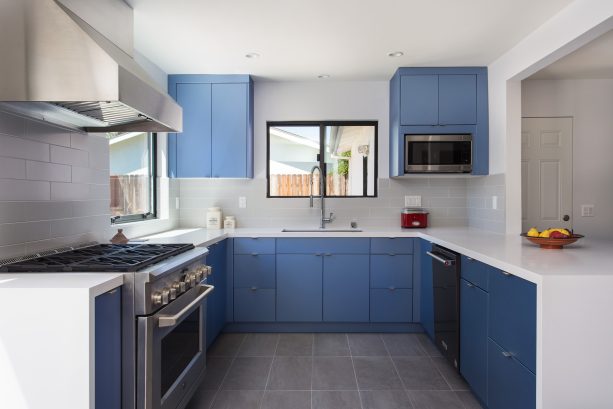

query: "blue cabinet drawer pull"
(250, 287), (257, 291)
(324, 253), (332, 257)
(466, 282), (475, 288)
(315, 253), (322, 256)
(251, 252), (259, 256)
(387, 253), (396, 256)
(501, 351), (513, 358)
(466, 256), (474, 261)
(388, 286), (396, 291)
(502, 271), (512, 277)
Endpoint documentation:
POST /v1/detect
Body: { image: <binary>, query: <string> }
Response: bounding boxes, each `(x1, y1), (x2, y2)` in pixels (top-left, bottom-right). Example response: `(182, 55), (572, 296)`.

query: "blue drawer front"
(323, 255), (370, 322)
(276, 238), (370, 254)
(461, 255), (490, 291)
(234, 238), (276, 254)
(460, 279), (488, 403)
(489, 270), (536, 373)
(488, 338), (536, 409)
(370, 255), (413, 288)
(370, 237), (414, 254)
(276, 254), (322, 322)
(370, 289), (413, 322)
(234, 254), (276, 288)
(234, 288), (275, 322)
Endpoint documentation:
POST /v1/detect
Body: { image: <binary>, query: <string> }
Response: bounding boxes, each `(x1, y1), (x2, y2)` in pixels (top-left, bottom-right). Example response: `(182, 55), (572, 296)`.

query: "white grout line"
(258, 334), (280, 409)
(381, 334), (417, 409)
(207, 333), (248, 409)
(347, 333), (366, 409)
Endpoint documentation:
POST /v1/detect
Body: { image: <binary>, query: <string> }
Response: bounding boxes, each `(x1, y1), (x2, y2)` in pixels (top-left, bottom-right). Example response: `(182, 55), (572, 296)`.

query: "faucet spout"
(309, 165), (333, 229)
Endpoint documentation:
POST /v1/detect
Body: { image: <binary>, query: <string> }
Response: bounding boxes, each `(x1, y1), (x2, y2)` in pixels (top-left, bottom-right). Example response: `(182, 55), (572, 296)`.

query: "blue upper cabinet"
(390, 67), (489, 176)
(168, 75), (254, 178)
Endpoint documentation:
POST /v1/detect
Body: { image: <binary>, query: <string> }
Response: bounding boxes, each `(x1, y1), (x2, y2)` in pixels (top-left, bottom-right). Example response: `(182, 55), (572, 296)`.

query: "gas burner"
(0, 243), (195, 272)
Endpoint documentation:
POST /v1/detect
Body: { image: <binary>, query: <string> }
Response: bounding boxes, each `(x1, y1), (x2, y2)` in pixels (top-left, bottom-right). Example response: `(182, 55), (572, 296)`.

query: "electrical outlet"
(239, 196), (247, 209)
(581, 205), (594, 217)
(175, 197), (180, 210)
(492, 195), (498, 210)
(404, 195), (422, 207)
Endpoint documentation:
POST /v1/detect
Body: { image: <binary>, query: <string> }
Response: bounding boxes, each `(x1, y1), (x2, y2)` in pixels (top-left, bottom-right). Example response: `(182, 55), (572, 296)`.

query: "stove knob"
(169, 287), (177, 300)
(195, 270), (203, 282)
(152, 292), (163, 306)
(161, 288), (170, 305)
(205, 266), (213, 276)
(179, 281), (187, 292)
(189, 274), (197, 287)
(172, 281), (182, 293)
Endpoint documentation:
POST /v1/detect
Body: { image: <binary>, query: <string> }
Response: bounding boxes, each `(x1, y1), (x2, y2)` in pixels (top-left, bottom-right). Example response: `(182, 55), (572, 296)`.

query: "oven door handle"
(427, 251), (456, 267)
(158, 284), (214, 328)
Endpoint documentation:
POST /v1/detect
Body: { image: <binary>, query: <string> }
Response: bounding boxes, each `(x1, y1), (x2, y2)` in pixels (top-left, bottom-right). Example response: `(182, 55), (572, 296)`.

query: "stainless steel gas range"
(1, 243), (213, 409)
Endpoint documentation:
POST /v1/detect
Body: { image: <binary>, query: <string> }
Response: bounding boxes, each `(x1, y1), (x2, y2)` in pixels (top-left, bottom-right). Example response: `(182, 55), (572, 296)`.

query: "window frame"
(266, 121), (378, 198)
(110, 132), (158, 225)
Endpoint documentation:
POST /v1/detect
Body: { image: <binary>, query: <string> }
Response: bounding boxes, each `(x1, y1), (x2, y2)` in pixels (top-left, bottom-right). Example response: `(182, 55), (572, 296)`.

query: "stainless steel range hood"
(0, 0), (182, 133)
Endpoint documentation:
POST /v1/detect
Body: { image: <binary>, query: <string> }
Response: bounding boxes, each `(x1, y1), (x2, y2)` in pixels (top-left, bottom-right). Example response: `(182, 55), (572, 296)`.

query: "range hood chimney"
(0, 0), (182, 133)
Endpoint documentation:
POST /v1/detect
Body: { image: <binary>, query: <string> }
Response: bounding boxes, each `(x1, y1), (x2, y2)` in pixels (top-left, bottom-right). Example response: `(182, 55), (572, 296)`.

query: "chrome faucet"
(309, 165), (334, 229)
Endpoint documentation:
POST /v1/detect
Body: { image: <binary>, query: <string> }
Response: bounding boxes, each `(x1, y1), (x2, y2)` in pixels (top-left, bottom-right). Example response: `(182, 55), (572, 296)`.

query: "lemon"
(527, 227), (539, 237)
(539, 229), (551, 238)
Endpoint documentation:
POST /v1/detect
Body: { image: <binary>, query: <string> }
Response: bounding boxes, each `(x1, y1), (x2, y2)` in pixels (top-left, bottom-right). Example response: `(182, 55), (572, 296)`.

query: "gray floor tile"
(237, 333), (279, 357)
(407, 390), (464, 409)
(261, 391), (311, 409)
(267, 357), (313, 390)
(393, 357), (449, 390)
(382, 334), (426, 357)
(431, 357), (469, 390)
(207, 333), (245, 357)
(210, 390), (263, 409)
(276, 333), (314, 356)
(314, 333), (350, 356)
(185, 388), (217, 409)
(201, 357), (233, 390)
(360, 390), (414, 409)
(221, 357), (273, 390)
(416, 334), (443, 357)
(348, 333), (388, 356)
(312, 390), (362, 409)
(312, 356), (357, 390)
(455, 391), (484, 409)
(353, 357), (403, 390)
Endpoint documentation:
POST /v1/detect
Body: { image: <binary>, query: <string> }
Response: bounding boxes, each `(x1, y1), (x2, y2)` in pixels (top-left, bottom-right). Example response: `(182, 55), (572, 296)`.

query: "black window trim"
(111, 132), (158, 225)
(266, 120), (378, 198)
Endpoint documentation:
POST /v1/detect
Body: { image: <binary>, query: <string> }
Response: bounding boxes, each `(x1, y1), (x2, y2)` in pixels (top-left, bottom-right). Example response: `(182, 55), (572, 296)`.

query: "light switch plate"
(405, 195), (422, 207)
(175, 197), (180, 210)
(492, 195), (498, 210)
(239, 196), (247, 208)
(581, 205), (594, 217)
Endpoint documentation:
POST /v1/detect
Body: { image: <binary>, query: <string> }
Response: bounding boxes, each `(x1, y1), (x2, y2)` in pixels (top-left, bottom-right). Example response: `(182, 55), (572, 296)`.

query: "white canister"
(223, 216), (236, 229)
(206, 207), (222, 229)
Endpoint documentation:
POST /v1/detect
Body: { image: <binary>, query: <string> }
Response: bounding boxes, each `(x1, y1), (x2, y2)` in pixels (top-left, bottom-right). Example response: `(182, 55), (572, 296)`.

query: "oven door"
(405, 134), (472, 173)
(137, 284), (214, 409)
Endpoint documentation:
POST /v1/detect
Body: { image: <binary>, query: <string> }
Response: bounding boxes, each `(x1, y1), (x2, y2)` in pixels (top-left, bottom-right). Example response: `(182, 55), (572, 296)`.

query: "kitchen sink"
(281, 228), (363, 233)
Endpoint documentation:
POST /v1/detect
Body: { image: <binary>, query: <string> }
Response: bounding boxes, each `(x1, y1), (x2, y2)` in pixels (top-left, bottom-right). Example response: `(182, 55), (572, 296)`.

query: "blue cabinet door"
(488, 338), (536, 409)
(277, 254), (323, 321)
(438, 75), (477, 125)
(400, 75), (439, 125)
(460, 279), (488, 403)
(370, 255), (413, 289)
(175, 83), (212, 177)
(234, 288), (275, 322)
(460, 255), (490, 291)
(370, 289), (413, 322)
(234, 254), (276, 289)
(206, 240), (227, 348)
(419, 240), (435, 339)
(489, 270), (537, 373)
(212, 83), (248, 178)
(323, 255), (369, 322)
(95, 287), (121, 409)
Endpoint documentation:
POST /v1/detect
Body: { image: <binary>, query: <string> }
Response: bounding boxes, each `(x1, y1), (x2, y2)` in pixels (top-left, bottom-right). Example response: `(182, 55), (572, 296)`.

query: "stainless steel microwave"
(404, 134), (472, 173)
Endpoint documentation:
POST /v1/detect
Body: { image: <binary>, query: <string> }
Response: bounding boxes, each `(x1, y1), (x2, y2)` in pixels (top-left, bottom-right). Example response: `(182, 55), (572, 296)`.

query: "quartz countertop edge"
(138, 227), (607, 284)
(0, 273), (124, 296)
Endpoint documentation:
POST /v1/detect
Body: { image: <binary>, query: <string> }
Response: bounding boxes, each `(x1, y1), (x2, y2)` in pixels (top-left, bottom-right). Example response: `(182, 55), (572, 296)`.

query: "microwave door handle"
(158, 284), (214, 328)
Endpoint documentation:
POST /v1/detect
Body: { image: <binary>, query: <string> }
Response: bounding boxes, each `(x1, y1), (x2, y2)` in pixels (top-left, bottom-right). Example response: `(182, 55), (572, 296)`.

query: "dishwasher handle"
(427, 251), (456, 267)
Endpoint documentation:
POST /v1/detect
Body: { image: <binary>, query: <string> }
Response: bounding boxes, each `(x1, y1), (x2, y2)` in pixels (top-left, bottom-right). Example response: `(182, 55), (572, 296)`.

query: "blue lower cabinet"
(277, 254), (323, 321)
(234, 288), (275, 322)
(206, 240), (227, 348)
(234, 254), (276, 288)
(95, 287), (121, 409)
(370, 254), (413, 288)
(487, 338), (536, 409)
(489, 269), (537, 373)
(461, 255), (489, 291)
(323, 255), (369, 322)
(370, 289), (413, 322)
(419, 240), (435, 339)
(460, 278), (488, 403)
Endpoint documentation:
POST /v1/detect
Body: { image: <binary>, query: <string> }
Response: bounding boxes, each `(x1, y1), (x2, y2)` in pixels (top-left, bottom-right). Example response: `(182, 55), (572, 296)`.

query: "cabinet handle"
(466, 257), (474, 261)
(324, 253), (332, 257)
(388, 286), (396, 291)
(315, 253), (322, 256)
(250, 287), (257, 291)
(387, 253), (396, 256)
(251, 252), (259, 256)
(501, 351), (513, 358)
(502, 271), (512, 277)
(466, 282), (474, 288)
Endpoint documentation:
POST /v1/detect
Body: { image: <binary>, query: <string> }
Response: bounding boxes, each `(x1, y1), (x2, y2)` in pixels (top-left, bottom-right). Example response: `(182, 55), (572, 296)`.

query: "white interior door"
(521, 117), (573, 232)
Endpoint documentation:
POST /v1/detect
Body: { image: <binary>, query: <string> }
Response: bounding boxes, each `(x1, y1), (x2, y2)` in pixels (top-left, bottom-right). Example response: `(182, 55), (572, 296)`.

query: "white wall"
(487, 0), (613, 234)
(522, 79), (613, 239)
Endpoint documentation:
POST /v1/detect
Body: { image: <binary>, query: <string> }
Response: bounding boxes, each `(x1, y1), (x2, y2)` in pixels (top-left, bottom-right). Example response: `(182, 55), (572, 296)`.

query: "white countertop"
(0, 273), (124, 295)
(139, 226), (611, 285)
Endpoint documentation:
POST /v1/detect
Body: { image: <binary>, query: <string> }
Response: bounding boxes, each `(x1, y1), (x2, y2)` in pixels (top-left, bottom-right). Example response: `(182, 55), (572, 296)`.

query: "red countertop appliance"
(402, 208), (429, 228)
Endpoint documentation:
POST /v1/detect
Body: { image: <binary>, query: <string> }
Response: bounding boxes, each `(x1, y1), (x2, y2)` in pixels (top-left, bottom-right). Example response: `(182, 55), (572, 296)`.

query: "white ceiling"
(127, 0), (574, 81)
(529, 29), (613, 80)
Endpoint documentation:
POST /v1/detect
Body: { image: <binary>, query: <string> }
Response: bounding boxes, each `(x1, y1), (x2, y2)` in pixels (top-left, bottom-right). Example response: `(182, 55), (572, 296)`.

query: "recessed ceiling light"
(317, 74), (330, 79)
(388, 51), (404, 57)
(245, 52), (260, 59)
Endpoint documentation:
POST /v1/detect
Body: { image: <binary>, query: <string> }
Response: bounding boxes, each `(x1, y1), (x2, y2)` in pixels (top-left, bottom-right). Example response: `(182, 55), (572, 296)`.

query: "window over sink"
(109, 132), (157, 223)
(267, 121), (378, 197)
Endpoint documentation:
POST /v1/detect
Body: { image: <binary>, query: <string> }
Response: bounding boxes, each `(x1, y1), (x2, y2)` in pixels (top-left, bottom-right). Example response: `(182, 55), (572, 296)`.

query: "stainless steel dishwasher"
(427, 244), (461, 369)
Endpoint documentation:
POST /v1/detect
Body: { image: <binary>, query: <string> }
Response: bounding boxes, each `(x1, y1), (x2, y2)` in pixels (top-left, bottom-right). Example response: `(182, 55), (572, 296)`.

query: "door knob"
(563, 215), (570, 221)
